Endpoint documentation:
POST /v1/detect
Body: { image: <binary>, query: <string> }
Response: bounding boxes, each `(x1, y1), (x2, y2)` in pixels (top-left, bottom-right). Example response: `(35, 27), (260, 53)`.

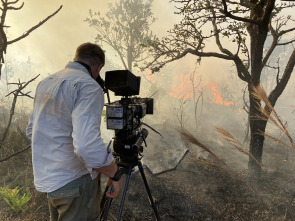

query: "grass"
(0, 185), (32, 214)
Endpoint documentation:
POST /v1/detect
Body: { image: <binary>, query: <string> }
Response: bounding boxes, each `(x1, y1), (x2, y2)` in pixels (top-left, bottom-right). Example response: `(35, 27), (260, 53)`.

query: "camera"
(101, 71), (161, 221)
(105, 70), (153, 162)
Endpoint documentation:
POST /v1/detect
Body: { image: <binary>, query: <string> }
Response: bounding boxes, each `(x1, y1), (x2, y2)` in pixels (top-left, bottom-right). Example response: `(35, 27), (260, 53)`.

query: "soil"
(1, 133), (295, 221)
(104, 147), (295, 221)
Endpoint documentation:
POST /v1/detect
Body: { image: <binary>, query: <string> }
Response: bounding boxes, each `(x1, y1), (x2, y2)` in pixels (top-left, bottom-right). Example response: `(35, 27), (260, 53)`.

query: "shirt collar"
(65, 61), (91, 77)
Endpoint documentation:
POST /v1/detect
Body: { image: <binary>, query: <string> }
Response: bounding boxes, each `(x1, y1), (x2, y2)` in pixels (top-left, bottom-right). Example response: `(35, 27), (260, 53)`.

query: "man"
(26, 42), (123, 221)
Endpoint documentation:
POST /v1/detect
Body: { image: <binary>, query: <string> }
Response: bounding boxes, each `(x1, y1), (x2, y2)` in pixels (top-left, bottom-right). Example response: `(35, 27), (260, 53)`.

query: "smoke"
(2, 0), (295, 174)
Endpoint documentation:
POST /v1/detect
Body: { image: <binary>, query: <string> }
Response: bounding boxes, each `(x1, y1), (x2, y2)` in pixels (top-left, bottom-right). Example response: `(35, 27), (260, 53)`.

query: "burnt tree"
(145, 0), (295, 181)
(0, 0), (62, 78)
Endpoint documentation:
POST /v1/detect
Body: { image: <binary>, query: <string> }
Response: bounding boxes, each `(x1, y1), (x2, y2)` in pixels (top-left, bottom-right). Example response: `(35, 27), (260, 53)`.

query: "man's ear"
(98, 63), (104, 72)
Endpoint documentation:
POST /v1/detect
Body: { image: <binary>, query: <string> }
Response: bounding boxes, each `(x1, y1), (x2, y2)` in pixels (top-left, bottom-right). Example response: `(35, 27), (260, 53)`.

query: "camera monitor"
(105, 70), (141, 96)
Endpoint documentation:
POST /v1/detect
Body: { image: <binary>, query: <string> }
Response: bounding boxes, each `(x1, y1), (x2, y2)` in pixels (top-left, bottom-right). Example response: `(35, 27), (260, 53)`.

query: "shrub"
(0, 185), (32, 214)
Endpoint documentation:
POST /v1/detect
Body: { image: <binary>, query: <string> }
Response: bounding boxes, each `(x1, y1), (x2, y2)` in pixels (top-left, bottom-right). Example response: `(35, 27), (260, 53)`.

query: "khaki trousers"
(47, 174), (101, 221)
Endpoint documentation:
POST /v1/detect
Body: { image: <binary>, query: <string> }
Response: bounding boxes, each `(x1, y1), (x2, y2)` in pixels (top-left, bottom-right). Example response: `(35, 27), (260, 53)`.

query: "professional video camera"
(101, 70), (161, 221)
(104, 70), (154, 162)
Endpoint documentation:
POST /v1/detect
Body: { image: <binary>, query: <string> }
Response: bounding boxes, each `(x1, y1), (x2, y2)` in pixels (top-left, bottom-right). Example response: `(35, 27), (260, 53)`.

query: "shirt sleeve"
(71, 81), (113, 169)
(26, 112), (33, 140)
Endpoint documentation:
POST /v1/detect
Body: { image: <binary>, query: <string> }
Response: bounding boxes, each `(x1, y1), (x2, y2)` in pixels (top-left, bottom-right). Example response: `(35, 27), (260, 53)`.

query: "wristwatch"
(111, 167), (123, 181)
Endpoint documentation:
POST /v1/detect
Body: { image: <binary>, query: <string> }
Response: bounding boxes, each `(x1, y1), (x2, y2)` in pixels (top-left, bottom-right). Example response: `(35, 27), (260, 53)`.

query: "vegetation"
(0, 186), (32, 214)
(144, 0), (295, 181)
(85, 0), (156, 72)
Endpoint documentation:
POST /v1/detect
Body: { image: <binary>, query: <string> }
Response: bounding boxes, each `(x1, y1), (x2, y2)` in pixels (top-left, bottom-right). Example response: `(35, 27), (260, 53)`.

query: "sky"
(2, 0), (295, 133)
(3, 0), (242, 96)
(5, 0), (179, 77)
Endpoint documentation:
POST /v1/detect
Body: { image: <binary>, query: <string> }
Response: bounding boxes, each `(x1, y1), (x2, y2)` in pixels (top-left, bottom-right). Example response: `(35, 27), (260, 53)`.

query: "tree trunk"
(248, 120), (267, 182)
(246, 1), (272, 182)
(247, 81), (269, 182)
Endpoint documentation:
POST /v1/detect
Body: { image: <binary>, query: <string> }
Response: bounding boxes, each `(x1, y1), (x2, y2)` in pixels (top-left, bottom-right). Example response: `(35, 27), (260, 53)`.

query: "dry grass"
(180, 129), (258, 196)
(251, 85), (295, 151)
(215, 126), (266, 171)
(213, 85), (295, 171)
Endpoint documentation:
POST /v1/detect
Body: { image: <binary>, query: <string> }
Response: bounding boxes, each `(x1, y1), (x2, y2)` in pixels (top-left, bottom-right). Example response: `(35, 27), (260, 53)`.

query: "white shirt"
(26, 62), (113, 193)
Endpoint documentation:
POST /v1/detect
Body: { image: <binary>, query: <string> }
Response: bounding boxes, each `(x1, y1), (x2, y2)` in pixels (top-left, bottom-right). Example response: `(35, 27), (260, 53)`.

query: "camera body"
(106, 97), (153, 130)
(105, 70), (153, 162)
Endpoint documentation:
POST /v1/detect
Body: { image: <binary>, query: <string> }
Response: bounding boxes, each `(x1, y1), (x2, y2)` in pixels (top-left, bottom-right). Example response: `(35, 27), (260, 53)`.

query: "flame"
(168, 74), (236, 106)
(208, 82), (234, 106)
(169, 73), (196, 100)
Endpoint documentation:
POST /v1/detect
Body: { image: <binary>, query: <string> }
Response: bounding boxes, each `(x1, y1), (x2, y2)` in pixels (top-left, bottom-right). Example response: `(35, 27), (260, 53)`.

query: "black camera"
(105, 70), (153, 162)
(101, 71), (161, 221)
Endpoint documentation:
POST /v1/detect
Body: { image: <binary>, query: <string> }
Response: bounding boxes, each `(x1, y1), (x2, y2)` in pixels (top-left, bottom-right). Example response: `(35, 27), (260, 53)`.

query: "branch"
(220, 0), (259, 25)
(0, 74), (39, 143)
(209, 0), (233, 57)
(148, 47), (233, 73)
(261, 0), (275, 26)
(7, 5), (63, 45)
(262, 22), (278, 67)
(279, 27), (295, 36)
(7, 1), (23, 10)
(278, 38), (295, 46)
(233, 56), (251, 82)
(268, 48), (295, 107)
(0, 144), (31, 163)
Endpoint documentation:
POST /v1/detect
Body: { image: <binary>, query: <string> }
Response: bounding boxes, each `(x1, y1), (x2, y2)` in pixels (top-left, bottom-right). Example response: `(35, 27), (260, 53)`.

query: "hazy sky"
(3, 0), (295, 123)
(5, 0), (178, 79)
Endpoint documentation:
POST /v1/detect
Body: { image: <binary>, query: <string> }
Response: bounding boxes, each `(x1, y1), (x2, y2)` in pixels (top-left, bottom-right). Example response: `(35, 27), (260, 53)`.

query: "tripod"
(100, 159), (161, 221)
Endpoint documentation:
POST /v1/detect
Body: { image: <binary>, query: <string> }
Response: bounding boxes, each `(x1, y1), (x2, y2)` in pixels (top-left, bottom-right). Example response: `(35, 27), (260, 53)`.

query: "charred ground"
(1, 131), (295, 221)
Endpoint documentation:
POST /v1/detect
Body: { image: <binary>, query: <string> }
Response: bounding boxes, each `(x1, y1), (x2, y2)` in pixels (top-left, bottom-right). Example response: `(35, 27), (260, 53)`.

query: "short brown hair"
(74, 42), (105, 66)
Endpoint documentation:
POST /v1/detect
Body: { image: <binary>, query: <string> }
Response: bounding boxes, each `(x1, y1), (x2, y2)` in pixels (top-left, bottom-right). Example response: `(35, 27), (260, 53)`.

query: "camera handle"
(100, 160), (161, 221)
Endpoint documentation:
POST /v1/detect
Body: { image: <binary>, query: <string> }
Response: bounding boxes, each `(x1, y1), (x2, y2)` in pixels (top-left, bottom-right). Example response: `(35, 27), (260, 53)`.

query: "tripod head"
(113, 128), (148, 163)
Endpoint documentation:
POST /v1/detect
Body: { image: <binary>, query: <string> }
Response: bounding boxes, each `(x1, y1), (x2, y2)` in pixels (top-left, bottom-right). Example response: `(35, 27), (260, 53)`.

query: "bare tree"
(0, 0), (62, 162)
(0, 0), (63, 77)
(144, 0), (295, 181)
(172, 97), (190, 129)
(85, 0), (156, 72)
(1, 74), (39, 142)
(0, 75), (39, 163)
(189, 65), (203, 129)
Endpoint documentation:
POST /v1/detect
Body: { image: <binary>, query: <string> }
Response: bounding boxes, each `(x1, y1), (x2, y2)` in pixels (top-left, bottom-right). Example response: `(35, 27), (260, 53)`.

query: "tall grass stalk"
(251, 85), (295, 151)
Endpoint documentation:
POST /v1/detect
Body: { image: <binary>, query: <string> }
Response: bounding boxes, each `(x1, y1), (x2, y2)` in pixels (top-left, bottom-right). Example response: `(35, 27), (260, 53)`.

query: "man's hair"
(74, 42), (105, 66)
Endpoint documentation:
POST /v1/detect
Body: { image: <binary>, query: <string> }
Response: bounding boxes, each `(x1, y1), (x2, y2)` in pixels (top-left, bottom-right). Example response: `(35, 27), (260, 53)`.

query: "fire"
(168, 73), (236, 107)
(208, 82), (234, 106)
(169, 73), (196, 100)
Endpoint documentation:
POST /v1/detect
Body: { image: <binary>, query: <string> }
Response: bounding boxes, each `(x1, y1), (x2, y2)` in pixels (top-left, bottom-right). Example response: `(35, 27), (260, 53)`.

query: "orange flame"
(169, 73), (197, 100)
(208, 82), (234, 106)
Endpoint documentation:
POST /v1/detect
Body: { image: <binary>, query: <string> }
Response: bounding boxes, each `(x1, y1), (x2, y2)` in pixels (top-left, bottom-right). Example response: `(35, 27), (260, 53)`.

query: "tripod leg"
(100, 186), (113, 221)
(117, 165), (133, 221)
(138, 162), (161, 221)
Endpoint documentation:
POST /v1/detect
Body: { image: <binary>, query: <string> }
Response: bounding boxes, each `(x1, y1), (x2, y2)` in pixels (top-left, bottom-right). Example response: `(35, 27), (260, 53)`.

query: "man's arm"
(71, 81), (123, 197)
(93, 162), (123, 198)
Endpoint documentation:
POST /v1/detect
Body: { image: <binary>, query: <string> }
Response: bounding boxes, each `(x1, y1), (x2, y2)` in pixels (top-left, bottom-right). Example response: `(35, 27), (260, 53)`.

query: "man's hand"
(106, 178), (124, 198)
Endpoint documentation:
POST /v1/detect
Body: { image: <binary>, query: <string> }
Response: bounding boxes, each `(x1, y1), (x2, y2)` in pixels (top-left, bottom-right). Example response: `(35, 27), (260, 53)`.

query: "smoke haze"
(2, 0), (295, 173)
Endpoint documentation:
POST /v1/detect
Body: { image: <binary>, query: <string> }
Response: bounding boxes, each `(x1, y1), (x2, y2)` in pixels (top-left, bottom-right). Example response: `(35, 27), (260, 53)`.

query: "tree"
(145, 0), (295, 181)
(85, 0), (156, 72)
(0, 0), (62, 162)
(0, 0), (62, 78)
(0, 75), (39, 163)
